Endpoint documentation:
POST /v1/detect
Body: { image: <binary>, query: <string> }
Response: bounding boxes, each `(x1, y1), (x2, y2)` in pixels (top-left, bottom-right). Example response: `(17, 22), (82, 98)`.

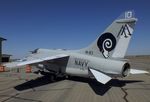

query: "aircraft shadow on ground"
(14, 76), (143, 96)
(14, 76), (63, 91)
(68, 76), (143, 96)
(89, 79), (143, 96)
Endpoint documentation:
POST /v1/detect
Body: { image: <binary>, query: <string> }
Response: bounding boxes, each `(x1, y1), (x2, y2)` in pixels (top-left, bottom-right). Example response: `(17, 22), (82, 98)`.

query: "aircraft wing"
(89, 68), (112, 84)
(4, 54), (69, 68)
(130, 69), (149, 74)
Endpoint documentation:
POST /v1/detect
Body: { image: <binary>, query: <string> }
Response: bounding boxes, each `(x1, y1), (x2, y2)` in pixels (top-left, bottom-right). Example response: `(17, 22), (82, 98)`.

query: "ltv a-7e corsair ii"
(5, 11), (148, 84)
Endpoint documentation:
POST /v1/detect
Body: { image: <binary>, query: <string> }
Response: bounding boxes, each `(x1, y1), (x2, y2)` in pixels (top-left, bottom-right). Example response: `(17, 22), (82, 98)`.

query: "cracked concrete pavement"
(0, 56), (150, 102)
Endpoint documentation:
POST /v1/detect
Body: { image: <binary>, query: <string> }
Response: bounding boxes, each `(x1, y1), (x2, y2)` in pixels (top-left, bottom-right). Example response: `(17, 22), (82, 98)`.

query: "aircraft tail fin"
(79, 11), (137, 59)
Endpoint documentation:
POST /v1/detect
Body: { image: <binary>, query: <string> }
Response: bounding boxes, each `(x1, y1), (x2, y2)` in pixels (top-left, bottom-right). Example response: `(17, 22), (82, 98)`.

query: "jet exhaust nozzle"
(122, 63), (130, 77)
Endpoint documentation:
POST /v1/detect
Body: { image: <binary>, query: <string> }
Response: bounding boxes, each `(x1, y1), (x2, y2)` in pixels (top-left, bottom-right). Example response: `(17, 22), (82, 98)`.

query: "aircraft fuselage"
(33, 49), (130, 78)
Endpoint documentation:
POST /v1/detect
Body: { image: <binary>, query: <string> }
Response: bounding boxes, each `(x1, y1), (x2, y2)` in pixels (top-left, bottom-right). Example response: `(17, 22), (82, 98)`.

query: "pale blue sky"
(0, 0), (150, 58)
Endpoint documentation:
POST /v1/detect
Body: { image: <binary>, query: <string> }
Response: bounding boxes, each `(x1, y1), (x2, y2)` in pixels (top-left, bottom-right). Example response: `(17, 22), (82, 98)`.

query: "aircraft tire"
(50, 75), (56, 82)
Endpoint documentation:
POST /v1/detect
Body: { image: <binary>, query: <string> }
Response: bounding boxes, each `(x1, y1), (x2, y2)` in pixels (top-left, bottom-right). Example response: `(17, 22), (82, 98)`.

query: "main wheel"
(50, 75), (56, 82)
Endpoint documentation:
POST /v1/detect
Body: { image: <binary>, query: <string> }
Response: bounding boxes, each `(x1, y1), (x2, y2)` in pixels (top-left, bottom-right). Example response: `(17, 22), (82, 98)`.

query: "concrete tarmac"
(0, 56), (150, 102)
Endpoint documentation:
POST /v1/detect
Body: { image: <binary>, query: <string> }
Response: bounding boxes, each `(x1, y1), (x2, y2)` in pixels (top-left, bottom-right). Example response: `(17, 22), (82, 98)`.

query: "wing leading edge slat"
(17, 54), (68, 66)
(3, 54), (69, 68)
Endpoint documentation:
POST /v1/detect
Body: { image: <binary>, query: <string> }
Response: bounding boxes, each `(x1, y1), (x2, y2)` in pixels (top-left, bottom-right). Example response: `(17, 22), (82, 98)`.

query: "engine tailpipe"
(122, 63), (130, 77)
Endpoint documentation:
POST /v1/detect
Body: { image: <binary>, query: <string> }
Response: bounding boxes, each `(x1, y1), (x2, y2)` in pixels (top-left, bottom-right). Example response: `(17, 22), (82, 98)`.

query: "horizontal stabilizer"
(130, 69), (149, 74)
(89, 68), (112, 84)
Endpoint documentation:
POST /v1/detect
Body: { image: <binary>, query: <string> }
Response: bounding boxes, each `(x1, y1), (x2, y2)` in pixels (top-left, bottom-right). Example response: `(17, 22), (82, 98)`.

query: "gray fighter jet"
(4, 11), (148, 84)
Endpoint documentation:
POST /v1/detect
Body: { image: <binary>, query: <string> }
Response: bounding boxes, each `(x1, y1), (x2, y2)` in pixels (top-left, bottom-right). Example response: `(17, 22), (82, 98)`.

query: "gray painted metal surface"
(3, 11), (147, 85)
(0, 56), (150, 102)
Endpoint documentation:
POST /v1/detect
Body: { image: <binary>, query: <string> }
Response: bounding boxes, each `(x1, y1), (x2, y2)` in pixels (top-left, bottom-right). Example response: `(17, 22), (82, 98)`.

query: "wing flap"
(89, 68), (112, 84)
(130, 69), (149, 74)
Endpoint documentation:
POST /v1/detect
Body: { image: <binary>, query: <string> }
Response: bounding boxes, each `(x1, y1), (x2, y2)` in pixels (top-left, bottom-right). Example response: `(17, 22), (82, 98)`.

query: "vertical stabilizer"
(79, 11), (137, 59)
